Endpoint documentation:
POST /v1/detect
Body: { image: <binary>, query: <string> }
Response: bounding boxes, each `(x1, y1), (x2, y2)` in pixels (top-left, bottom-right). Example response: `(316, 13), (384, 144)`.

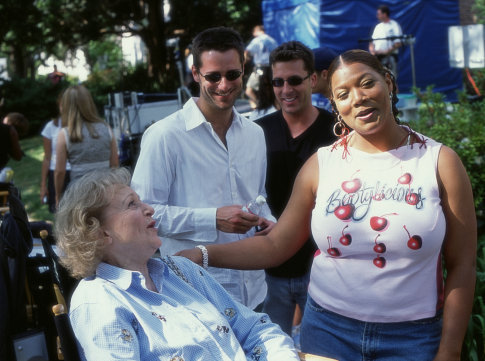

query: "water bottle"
(242, 195), (266, 216)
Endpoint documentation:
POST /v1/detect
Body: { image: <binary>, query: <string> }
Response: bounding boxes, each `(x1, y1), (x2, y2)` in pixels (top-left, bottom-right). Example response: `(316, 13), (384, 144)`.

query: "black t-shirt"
(256, 108), (336, 277)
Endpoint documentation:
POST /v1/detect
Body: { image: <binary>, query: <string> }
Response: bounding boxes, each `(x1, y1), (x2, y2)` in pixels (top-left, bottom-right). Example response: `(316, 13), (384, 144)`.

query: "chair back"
(52, 304), (81, 361)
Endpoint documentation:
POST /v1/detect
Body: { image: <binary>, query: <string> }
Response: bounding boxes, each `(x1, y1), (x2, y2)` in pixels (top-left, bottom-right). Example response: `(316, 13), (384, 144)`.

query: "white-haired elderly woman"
(54, 167), (299, 361)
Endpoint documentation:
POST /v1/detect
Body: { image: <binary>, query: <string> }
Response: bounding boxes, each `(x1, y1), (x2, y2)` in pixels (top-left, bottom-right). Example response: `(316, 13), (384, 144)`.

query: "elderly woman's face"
(100, 185), (161, 261)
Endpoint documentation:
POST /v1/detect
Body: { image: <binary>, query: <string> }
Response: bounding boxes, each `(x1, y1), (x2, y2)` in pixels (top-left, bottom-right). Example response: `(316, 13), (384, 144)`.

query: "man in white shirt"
(369, 4), (403, 78)
(131, 27), (275, 310)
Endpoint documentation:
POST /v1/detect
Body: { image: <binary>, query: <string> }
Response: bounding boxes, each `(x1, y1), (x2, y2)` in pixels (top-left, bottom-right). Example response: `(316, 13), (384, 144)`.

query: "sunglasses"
(198, 70), (243, 84)
(272, 74), (311, 87)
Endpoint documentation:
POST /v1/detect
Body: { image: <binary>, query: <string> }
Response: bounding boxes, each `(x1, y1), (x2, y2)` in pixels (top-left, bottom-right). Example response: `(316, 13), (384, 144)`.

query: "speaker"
(12, 330), (48, 361)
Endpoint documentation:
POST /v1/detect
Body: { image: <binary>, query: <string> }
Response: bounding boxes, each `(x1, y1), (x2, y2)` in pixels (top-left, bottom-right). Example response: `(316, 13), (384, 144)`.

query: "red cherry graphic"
(326, 236), (341, 257)
(373, 255), (386, 268)
(335, 204), (355, 220)
(405, 192), (419, 206)
(403, 225), (422, 250)
(339, 225), (352, 246)
(341, 170), (361, 193)
(369, 213), (397, 231)
(398, 172), (412, 185)
(373, 234), (386, 253)
(314, 249), (321, 257)
(372, 191), (385, 201)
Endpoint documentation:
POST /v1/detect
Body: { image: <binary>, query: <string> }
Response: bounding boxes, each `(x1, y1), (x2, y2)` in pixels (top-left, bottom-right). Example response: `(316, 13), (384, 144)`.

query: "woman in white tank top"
(177, 49), (477, 361)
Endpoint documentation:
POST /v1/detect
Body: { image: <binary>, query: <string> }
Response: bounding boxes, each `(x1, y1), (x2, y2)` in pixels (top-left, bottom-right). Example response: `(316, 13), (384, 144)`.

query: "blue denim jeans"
(300, 296), (442, 361)
(262, 272), (310, 335)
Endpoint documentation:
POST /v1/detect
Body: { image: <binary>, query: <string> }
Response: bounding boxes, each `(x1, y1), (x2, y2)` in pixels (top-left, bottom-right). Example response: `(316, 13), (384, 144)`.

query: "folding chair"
(52, 303), (80, 361)
(33, 230), (80, 361)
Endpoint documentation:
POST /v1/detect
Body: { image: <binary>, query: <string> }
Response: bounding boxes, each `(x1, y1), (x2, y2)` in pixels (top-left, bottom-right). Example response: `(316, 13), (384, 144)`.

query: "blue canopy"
(262, 0), (462, 99)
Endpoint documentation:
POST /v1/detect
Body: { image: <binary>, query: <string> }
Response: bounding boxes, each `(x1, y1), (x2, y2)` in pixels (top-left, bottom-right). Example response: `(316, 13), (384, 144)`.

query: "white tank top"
(309, 129), (446, 322)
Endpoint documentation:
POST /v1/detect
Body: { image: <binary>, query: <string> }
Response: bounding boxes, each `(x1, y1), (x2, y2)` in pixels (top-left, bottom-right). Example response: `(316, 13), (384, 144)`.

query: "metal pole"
(407, 36), (416, 89)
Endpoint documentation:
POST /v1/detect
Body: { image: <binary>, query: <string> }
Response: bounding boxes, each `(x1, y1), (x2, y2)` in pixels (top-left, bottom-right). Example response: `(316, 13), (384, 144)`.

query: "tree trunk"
(140, 0), (166, 84)
(11, 45), (27, 78)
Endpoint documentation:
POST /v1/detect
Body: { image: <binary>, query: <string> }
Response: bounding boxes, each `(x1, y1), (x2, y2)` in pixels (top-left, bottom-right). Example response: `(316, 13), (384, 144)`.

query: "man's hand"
(216, 205), (259, 233)
(175, 248), (204, 266)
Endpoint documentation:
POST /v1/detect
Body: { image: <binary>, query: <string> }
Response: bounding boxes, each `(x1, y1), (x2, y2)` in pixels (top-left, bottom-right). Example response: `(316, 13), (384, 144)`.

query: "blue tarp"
(262, 0), (462, 99)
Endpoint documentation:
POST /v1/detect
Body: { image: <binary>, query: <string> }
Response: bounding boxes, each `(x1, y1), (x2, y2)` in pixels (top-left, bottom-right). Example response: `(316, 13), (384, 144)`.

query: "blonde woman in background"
(55, 85), (118, 206)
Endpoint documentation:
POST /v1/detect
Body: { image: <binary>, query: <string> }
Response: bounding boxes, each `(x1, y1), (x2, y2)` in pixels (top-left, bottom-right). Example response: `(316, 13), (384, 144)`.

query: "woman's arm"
(54, 131), (67, 206)
(178, 153), (319, 270)
(40, 137), (52, 202)
(434, 146), (477, 361)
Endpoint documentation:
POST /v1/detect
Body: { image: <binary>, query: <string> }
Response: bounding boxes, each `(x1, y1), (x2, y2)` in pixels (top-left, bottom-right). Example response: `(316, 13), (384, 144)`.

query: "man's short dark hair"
(269, 41), (315, 74)
(192, 27), (245, 69)
(378, 5), (390, 16)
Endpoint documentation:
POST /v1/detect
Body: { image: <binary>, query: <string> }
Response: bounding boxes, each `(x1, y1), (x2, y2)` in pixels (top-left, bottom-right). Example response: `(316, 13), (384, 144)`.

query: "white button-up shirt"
(131, 98), (274, 309)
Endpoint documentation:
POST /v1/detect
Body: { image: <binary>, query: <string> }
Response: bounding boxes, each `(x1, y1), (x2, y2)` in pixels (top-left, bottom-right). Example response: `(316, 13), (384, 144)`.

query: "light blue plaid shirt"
(70, 256), (299, 361)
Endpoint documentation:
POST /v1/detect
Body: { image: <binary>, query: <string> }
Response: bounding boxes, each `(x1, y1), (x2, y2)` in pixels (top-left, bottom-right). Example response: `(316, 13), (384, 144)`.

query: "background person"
(247, 66), (279, 121)
(245, 25), (278, 109)
(178, 49), (477, 360)
(131, 27), (275, 310)
(3, 112), (29, 138)
(55, 167), (300, 361)
(0, 115), (23, 174)
(368, 4), (403, 78)
(47, 64), (66, 85)
(255, 41), (335, 336)
(55, 85), (118, 206)
(40, 110), (71, 213)
(311, 47), (338, 112)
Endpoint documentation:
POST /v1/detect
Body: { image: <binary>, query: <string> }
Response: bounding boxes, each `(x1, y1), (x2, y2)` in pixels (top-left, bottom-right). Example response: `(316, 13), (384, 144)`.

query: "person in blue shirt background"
(54, 167), (299, 361)
(311, 47), (338, 112)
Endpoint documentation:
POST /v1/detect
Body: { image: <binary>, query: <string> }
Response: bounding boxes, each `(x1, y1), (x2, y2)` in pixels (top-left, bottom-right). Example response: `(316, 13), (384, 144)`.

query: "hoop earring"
(333, 115), (348, 138)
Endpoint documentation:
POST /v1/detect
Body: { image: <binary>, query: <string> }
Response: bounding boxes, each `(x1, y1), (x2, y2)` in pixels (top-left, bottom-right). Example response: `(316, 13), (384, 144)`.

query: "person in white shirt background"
(40, 100), (71, 213)
(131, 26), (276, 310)
(369, 4), (403, 78)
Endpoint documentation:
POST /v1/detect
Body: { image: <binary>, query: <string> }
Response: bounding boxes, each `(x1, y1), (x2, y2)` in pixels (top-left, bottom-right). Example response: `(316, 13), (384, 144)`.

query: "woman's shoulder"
(69, 276), (113, 309)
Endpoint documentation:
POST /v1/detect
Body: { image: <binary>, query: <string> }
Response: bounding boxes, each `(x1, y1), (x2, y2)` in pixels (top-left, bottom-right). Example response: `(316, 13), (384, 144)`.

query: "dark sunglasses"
(198, 70), (243, 83)
(272, 74), (311, 87)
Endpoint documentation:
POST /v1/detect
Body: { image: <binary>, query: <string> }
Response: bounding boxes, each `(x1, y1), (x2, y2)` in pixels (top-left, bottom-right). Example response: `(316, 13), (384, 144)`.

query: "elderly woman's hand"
(175, 248), (204, 267)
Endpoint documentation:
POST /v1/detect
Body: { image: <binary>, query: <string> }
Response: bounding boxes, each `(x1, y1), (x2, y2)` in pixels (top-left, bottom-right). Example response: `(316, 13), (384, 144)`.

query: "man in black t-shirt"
(255, 41), (336, 335)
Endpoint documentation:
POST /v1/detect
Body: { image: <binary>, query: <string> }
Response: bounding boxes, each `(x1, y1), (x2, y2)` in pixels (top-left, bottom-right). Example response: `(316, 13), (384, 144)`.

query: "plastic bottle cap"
(255, 195), (266, 205)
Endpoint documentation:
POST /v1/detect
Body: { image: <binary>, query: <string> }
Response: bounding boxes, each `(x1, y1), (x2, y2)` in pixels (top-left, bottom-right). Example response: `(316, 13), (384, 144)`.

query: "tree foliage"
(1, 0), (262, 84)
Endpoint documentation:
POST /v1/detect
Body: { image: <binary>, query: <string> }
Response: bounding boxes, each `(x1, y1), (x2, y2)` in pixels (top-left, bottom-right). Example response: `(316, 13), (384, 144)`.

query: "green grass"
(7, 135), (54, 223)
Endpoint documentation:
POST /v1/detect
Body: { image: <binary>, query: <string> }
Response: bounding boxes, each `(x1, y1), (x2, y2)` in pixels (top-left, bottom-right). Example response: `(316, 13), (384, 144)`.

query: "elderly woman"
(54, 167), (299, 361)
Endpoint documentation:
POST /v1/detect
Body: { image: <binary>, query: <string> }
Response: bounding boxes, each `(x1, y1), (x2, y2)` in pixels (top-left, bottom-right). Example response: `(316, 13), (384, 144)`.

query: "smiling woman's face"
(331, 61), (393, 136)
(100, 185), (161, 263)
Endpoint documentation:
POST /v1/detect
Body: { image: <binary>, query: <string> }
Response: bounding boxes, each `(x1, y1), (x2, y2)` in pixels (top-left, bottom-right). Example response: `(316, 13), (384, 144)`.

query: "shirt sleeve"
(41, 121), (53, 139)
(131, 122), (218, 242)
(174, 257), (299, 361)
(70, 302), (141, 361)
